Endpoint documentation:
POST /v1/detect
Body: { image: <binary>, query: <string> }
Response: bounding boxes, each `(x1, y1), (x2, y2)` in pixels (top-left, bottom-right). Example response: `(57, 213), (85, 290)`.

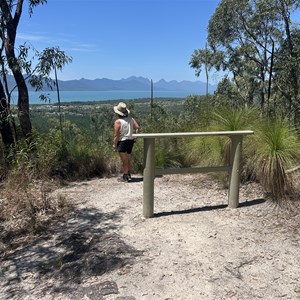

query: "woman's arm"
(132, 118), (141, 133)
(113, 119), (121, 151)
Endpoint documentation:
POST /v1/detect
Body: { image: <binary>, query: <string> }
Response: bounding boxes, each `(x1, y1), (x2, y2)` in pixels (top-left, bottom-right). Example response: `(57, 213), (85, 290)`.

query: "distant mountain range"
(7, 75), (217, 94)
(54, 76), (217, 93)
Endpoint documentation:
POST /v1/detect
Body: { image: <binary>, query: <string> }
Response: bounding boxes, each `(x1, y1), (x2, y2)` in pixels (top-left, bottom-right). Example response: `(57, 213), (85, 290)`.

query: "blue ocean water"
(10, 90), (197, 105)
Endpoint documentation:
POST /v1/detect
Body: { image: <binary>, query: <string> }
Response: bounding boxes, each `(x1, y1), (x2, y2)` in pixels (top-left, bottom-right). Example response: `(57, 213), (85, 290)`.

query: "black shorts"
(117, 139), (135, 154)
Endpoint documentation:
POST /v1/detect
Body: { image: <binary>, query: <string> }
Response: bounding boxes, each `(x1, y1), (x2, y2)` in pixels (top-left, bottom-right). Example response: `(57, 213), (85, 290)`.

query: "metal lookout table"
(132, 130), (254, 218)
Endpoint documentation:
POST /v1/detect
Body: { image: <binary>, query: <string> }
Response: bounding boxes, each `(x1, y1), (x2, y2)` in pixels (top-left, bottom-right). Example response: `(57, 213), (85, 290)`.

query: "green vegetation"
(1, 0), (300, 240)
(2, 94), (300, 238)
(250, 119), (300, 203)
(7, 95), (300, 195)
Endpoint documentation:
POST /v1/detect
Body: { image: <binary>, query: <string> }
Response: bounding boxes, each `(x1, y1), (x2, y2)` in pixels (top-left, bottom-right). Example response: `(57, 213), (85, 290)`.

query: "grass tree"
(251, 118), (300, 203)
(212, 106), (258, 165)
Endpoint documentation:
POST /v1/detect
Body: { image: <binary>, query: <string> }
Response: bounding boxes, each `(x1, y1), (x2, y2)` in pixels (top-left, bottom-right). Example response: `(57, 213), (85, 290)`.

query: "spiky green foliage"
(250, 118), (300, 203)
(184, 135), (226, 168)
(212, 106), (258, 170)
(212, 107), (259, 131)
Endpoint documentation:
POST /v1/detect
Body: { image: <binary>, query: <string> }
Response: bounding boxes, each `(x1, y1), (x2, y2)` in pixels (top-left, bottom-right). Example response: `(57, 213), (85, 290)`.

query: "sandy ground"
(0, 173), (300, 300)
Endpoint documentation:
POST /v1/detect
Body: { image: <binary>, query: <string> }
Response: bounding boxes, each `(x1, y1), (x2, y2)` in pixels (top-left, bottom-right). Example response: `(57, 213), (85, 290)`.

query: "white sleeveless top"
(119, 116), (134, 141)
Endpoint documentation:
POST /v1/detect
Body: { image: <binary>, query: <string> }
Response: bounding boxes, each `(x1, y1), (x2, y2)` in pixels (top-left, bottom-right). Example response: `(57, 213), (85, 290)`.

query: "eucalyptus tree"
(0, 0), (47, 138)
(189, 45), (215, 96)
(0, 0), (72, 146)
(32, 47), (72, 135)
(273, 10), (300, 127)
(190, 0), (300, 118)
(273, 29), (300, 121)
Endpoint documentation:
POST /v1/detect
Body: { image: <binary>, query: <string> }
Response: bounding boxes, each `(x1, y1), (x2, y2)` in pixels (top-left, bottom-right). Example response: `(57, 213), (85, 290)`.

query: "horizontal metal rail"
(133, 130), (254, 138)
(133, 131), (254, 218)
(155, 165), (231, 176)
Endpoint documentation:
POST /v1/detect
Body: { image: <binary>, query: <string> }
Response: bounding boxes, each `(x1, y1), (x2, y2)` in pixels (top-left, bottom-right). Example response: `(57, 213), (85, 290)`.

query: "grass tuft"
(251, 119), (300, 203)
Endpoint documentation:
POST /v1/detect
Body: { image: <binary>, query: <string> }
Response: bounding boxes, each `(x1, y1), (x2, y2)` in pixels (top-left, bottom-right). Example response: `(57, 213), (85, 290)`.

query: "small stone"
(294, 286), (300, 293)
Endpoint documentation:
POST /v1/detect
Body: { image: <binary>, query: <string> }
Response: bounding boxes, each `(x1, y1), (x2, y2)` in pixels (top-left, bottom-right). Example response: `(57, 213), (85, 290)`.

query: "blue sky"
(17, 0), (220, 83)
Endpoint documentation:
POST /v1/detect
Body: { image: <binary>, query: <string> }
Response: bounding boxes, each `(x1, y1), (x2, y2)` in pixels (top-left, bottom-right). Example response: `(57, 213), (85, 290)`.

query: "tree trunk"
(246, 78), (255, 108)
(279, 0), (300, 128)
(1, 0), (32, 139)
(5, 58), (32, 138)
(0, 82), (14, 149)
(14, 72), (32, 138)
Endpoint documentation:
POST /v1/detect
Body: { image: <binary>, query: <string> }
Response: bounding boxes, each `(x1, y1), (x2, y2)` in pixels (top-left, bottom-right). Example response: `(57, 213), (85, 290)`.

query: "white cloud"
(17, 32), (98, 53)
(17, 33), (47, 41)
(68, 43), (98, 52)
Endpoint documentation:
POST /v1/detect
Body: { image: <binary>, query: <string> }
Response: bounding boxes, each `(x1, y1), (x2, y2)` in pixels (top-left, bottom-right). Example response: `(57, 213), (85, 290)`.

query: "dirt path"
(0, 174), (299, 300)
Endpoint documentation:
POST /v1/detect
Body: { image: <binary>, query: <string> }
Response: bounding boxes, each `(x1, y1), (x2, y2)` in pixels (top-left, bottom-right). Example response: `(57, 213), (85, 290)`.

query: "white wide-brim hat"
(114, 102), (130, 116)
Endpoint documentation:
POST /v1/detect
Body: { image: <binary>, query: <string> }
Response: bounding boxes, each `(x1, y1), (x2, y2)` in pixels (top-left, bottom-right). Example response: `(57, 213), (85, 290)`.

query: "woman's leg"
(119, 152), (130, 174)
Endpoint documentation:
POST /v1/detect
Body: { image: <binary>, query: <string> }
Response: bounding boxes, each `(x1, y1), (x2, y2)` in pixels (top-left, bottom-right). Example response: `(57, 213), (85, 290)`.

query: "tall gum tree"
(190, 0), (300, 121)
(0, 0), (47, 139)
(276, 0), (300, 128)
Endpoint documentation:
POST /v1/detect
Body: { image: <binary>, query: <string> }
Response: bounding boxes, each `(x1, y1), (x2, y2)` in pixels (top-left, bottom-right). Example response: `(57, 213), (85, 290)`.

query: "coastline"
(10, 90), (198, 105)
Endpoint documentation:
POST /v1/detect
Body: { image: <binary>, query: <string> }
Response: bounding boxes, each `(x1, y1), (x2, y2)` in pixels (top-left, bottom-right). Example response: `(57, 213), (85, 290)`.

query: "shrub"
(249, 118), (300, 203)
(0, 167), (72, 235)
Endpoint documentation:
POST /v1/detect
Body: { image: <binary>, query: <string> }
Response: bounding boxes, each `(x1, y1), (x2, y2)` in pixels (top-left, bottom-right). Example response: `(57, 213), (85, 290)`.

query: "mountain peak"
(57, 76), (215, 93)
(8, 74), (216, 93)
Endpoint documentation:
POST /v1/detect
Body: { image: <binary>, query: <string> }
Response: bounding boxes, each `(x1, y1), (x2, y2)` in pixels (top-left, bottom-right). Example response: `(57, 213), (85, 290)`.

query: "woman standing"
(113, 102), (141, 182)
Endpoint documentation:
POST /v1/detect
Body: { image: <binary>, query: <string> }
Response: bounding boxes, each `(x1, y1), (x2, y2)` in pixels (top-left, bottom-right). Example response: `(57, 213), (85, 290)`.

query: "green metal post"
(228, 135), (243, 208)
(143, 138), (155, 218)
